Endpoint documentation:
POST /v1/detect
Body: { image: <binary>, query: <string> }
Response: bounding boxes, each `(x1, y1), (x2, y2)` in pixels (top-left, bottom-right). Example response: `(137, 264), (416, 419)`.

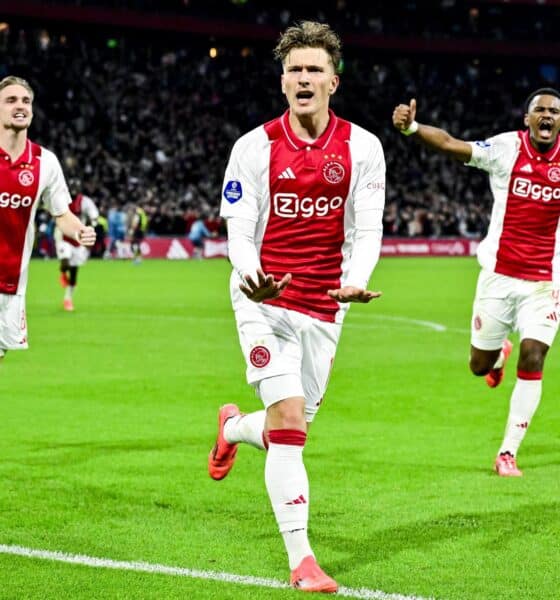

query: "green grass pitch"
(0, 257), (559, 599)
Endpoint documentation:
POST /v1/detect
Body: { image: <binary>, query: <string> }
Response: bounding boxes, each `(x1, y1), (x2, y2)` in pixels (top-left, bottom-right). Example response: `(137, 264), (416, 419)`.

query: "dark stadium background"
(0, 0), (558, 251)
(2, 4), (560, 600)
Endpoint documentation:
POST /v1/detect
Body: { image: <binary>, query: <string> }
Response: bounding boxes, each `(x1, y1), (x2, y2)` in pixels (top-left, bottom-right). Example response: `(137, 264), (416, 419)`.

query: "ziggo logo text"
(273, 193), (344, 218)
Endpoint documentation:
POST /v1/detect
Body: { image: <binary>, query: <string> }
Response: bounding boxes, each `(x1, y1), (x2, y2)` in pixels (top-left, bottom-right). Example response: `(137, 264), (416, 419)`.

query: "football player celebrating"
(209, 21), (385, 592)
(0, 76), (95, 360)
(393, 88), (560, 477)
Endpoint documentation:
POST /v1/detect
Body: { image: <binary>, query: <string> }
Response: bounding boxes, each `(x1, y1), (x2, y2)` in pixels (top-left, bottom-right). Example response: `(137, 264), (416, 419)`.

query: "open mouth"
(538, 121), (553, 138)
(296, 91), (314, 102)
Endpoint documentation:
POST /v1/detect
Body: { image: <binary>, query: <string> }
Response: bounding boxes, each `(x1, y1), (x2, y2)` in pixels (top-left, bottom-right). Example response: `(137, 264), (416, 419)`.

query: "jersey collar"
(280, 109), (338, 151)
(521, 128), (560, 162)
(0, 139), (33, 166)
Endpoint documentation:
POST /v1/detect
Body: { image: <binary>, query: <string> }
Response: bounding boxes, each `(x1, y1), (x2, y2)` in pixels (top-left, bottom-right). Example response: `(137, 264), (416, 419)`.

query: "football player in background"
(0, 76), (96, 360)
(56, 179), (99, 311)
(393, 88), (560, 477)
(128, 203), (148, 264)
(208, 21), (385, 593)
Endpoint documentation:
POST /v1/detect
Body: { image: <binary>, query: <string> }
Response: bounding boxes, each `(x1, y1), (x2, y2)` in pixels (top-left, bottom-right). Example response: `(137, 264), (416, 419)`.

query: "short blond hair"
(273, 21), (342, 73)
(0, 76), (34, 101)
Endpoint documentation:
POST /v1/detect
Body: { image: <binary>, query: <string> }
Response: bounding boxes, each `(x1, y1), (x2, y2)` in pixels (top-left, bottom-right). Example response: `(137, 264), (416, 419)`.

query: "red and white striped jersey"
(221, 110), (385, 323)
(468, 130), (560, 283)
(0, 140), (71, 295)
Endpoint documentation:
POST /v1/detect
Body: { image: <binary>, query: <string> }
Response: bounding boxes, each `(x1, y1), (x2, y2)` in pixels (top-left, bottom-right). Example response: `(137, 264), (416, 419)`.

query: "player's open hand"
(392, 98), (417, 131)
(76, 226), (96, 247)
(327, 286), (382, 303)
(240, 268), (292, 303)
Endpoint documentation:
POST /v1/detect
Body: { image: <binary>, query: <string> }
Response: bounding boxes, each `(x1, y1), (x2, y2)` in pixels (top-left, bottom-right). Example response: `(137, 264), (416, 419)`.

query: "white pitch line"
(92, 312), (452, 333)
(350, 314), (447, 332)
(0, 544), (435, 600)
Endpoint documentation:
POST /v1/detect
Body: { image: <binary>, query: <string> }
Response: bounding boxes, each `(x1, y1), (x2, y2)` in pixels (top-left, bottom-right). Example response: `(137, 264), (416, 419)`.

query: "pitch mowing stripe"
(0, 544), (434, 600)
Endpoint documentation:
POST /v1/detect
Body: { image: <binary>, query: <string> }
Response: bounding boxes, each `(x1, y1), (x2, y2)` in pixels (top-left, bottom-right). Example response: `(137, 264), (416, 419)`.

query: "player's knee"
(519, 339), (549, 371)
(469, 355), (491, 376)
(518, 346), (546, 372)
(274, 410), (305, 431)
(280, 416), (306, 432)
(266, 398), (306, 432)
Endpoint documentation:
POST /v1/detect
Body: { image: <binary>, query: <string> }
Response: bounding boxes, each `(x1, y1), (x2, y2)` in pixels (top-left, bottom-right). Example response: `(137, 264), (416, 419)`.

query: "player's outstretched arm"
(55, 211), (96, 247)
(392, 98), (472, 163)
(327, 286), (382, 304)
(240, 268), (292, 303)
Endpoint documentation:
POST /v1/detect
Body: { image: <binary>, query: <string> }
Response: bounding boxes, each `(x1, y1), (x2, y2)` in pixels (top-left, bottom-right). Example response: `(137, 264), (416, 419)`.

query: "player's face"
(524, 94), (560, 147)
(0, 84), (33, 132)
(281, 47), (339, 118)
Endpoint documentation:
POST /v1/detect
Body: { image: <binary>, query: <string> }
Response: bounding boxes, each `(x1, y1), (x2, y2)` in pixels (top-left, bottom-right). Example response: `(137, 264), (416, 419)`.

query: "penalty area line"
(0, 544), (435, 600)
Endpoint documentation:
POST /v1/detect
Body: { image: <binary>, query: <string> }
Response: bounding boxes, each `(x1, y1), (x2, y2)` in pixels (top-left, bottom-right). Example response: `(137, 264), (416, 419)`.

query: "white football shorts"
(232, 288), (341, 422)
(471, 269), (560, 350)
(0, 293), (28, 351)
(56, 240), (89, 267)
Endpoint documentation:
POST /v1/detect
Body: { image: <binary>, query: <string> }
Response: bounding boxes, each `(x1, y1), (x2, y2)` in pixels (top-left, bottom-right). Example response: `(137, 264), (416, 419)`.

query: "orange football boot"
(494, 452), (523, 477)
(208, 404), (240, 480)
(290, 556), (338, 593)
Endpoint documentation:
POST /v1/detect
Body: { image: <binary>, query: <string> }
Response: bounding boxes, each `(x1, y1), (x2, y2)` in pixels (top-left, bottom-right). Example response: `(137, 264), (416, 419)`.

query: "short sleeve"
(466, 132), (518, 174)
(40, 150), (72, 216)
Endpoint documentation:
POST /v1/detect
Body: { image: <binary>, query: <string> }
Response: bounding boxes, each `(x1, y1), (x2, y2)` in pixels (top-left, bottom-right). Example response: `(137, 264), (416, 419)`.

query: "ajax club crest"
(322, 160), (345, 185)
(548, 166), (560, 183)
(250, 345), (271, 368)
(18, 170), (34, 186)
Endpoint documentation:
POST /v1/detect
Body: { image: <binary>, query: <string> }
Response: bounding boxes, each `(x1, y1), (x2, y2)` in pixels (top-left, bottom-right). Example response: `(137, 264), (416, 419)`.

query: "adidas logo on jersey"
(519, 163), (533, 173)
(546, 311), (558, 322)
(278, 167), (296, 179)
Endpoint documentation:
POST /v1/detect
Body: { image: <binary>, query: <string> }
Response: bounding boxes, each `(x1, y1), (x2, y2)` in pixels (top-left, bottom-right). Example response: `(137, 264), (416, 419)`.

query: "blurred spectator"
(26, 1), (560, 44)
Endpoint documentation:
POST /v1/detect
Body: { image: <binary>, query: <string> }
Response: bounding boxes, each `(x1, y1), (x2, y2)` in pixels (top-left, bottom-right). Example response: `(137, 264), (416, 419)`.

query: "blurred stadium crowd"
(2, 0), (559, 250)
(27, 0), (560, 42)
